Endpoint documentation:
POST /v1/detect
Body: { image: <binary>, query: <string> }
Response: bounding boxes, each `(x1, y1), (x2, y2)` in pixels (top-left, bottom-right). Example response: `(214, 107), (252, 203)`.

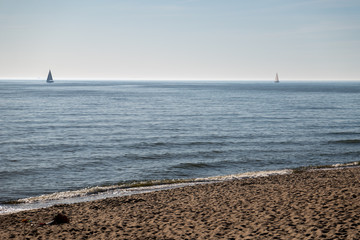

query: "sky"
(0, 0), (359, 81)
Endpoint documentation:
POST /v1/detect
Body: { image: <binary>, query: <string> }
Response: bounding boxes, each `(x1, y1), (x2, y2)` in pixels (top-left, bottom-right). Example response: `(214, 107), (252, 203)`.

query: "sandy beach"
(1, 167), (360, 239)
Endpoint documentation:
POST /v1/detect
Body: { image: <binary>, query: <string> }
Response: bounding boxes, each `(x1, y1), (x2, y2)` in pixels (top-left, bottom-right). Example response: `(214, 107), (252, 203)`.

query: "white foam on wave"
(196, 169), (292, 181)
(332, 162), (360, 168)
(17, 186), (120, 204)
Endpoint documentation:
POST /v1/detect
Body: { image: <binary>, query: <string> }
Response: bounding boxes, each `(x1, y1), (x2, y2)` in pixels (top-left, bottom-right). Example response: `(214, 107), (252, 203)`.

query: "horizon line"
(0, 78), (359, 82)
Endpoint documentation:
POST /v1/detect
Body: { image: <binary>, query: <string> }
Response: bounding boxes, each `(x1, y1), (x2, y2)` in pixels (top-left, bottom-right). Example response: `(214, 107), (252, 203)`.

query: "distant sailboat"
(274, 73), (279, 83)
(46, 70), (54, 83)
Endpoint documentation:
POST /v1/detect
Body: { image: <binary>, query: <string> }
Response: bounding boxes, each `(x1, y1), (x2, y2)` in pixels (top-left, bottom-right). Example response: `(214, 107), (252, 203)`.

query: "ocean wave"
(170, 159), (247, 171)
(171, 162), (212, 169)
(124, 149), (227, 161)
(329, 139), (360, 144)
(4, 179), (203, 207)
(127, 140), (229, 149)
(319, 151), (360, 157)
(327, 132), (360, 136)
(4, 169), (291, 206)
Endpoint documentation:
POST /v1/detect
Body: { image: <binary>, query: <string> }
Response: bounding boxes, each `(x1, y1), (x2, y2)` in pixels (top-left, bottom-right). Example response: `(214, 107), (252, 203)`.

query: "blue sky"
(1, 0), (359, 80)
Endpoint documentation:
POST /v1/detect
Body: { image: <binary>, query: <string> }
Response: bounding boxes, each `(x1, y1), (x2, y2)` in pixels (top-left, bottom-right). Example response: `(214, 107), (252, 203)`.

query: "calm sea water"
(1, 80), (360, 208)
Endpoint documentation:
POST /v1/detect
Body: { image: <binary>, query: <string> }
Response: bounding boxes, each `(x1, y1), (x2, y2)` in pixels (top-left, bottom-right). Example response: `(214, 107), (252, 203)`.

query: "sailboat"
(46, 70), (54, 83)
(274, 73), (279, 83)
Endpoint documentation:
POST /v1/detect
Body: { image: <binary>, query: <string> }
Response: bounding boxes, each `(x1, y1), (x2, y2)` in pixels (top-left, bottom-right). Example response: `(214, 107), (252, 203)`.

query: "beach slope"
(1, 167), (360, 239)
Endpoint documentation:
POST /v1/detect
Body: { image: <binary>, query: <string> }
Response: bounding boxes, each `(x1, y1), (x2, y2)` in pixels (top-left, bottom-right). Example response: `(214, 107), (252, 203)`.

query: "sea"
(1, 80), (360, 214)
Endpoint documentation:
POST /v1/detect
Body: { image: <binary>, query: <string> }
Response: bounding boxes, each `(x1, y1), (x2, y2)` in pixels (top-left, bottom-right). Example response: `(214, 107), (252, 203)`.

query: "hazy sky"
(1, 0), (359, 80)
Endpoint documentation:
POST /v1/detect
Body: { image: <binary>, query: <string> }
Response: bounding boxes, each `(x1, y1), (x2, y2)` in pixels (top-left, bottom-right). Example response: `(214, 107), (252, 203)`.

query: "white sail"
(274, 73), (279, 83)
(47, 70), (54, 83)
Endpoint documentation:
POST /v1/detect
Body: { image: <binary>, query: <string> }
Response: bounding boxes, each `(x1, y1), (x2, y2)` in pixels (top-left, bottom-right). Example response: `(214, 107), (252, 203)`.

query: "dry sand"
(1, 167), (360, 239)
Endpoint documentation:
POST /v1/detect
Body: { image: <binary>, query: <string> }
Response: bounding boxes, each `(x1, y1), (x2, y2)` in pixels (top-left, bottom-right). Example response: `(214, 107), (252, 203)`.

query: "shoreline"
(0, 169), (292, 215)
(1, 166), (360, 239)
(1, 162), (358, 215)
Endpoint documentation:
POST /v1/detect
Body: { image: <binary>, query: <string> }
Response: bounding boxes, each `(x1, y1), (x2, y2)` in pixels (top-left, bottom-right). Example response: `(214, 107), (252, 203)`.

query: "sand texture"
(1, 167), (360, 239)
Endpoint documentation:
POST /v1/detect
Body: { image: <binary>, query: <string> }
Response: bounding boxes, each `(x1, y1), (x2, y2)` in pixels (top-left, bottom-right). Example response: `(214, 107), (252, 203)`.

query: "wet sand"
(1, 167), (360, 239)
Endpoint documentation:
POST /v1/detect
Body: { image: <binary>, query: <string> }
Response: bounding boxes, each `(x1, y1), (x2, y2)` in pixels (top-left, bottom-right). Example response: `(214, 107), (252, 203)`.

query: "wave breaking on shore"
(2, 161), (359, 215)
(1, 169), (292, 215)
